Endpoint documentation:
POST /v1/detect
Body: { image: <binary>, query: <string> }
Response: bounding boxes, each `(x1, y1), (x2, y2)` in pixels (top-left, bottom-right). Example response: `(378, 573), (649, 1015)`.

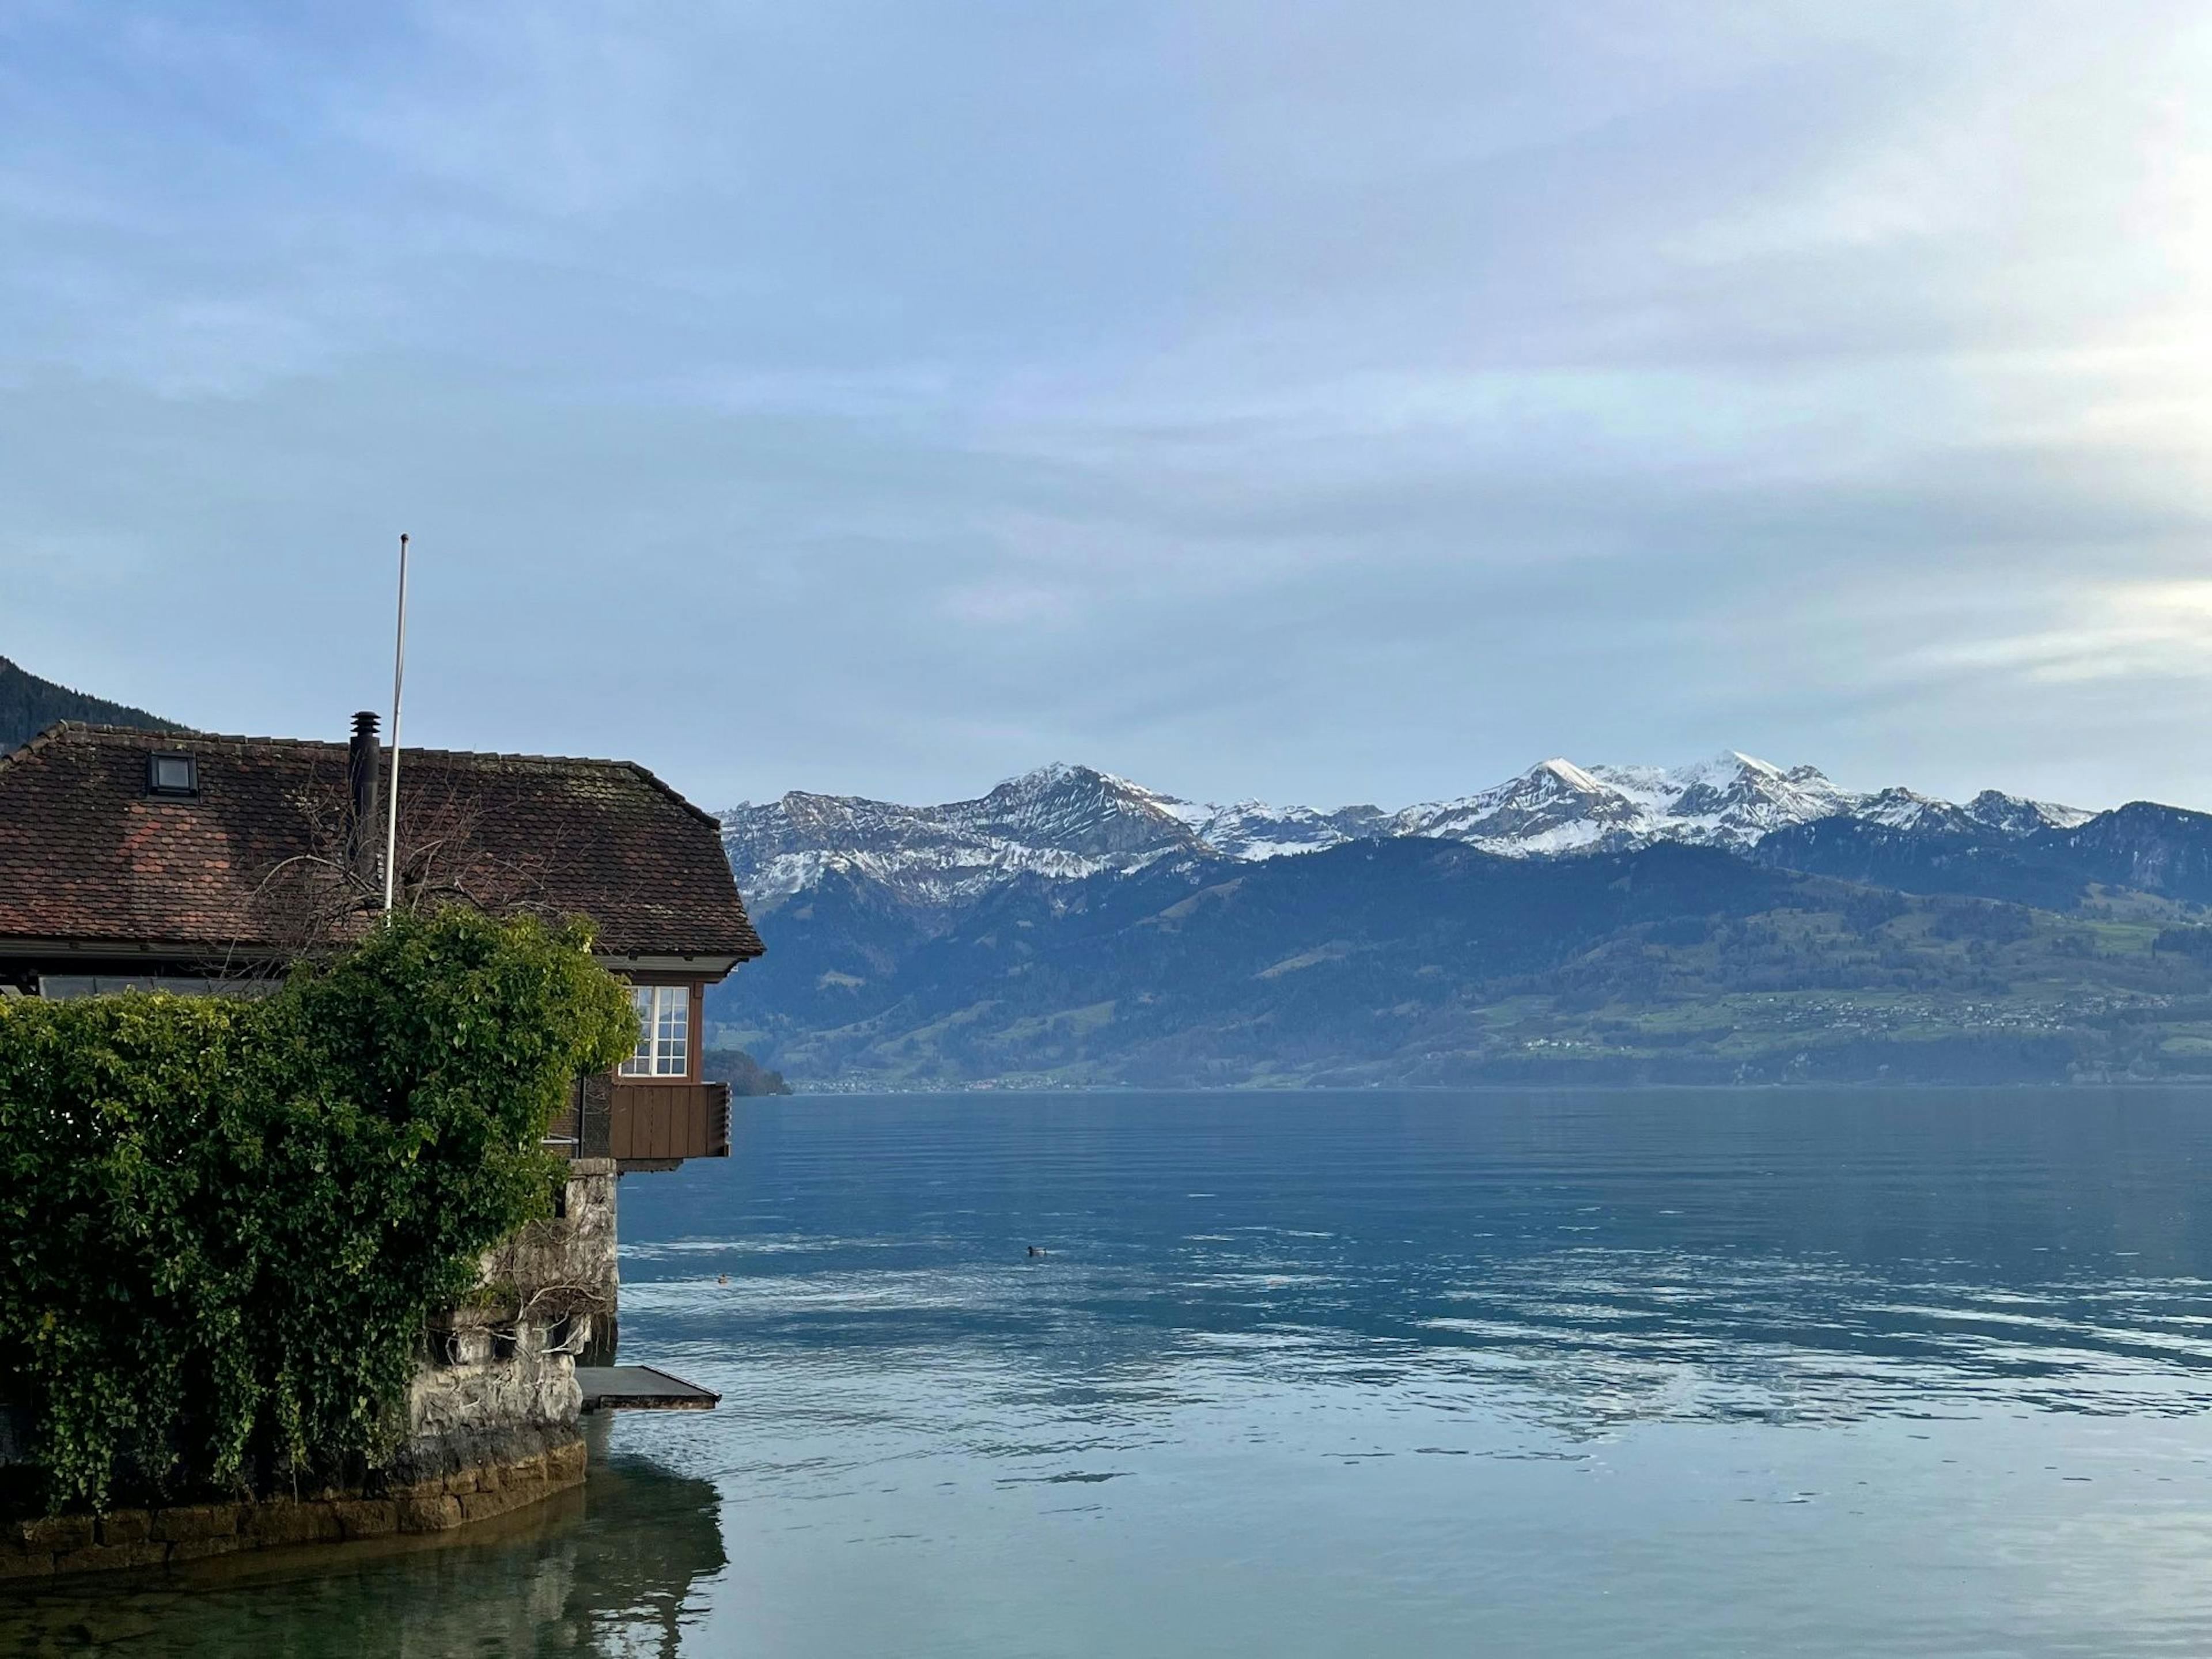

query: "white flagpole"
(382, 533), (410, 913)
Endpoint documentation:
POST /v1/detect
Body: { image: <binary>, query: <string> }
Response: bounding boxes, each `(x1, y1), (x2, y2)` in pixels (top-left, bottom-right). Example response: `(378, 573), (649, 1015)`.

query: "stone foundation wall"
(1, 1437), (586, 1582)
(400, 1323), (582, 1487)
(398, 1158), (617, 1482)
(542, 1158), (619, 1308)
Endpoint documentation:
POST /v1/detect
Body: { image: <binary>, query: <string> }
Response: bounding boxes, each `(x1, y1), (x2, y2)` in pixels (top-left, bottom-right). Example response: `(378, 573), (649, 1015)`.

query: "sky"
(5, 2), (2211, 814)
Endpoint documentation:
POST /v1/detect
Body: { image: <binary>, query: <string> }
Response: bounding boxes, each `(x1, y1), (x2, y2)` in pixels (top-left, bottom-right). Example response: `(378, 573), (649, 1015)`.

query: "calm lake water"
(13, 1087), (2212, 1656)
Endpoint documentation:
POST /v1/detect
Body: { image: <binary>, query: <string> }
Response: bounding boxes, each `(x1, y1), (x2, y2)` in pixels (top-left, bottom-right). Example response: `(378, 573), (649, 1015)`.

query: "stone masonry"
(395, 1159), (617, 1487)
(1, 1440), (588, 1580)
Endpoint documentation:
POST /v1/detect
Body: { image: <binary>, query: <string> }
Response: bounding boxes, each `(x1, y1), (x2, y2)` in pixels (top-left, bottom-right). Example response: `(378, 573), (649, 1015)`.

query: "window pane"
(619, 984), (653, 1076)
(616, 985), (691, 1078)
(147, 753), (198, 797)
(656, 986), (688, 1076)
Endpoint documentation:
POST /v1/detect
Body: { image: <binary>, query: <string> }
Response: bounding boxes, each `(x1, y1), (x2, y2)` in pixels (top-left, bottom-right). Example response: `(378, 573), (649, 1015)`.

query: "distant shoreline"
(769, 1077), (2212, 1096)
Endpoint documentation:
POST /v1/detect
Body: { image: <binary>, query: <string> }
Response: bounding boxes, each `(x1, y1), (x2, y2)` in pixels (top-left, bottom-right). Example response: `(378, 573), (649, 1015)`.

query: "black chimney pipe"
(346, 710), (381, 881)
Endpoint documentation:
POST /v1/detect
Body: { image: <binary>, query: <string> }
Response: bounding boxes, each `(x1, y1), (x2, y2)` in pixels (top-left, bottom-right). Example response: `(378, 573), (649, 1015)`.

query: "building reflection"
(0, 1425), (726, 1657)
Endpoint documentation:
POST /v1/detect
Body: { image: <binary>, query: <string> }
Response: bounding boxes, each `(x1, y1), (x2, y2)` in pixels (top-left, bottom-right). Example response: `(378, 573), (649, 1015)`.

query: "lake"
(12, 1087), (2212, 1656)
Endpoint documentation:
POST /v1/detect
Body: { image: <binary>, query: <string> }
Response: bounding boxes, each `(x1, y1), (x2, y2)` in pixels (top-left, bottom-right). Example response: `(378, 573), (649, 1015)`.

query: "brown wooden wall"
(606, 1080), (731, 1164)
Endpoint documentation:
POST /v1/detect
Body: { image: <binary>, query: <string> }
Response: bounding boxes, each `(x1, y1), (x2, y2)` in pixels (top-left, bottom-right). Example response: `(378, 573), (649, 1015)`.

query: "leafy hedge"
(0, 909), (635, 1512)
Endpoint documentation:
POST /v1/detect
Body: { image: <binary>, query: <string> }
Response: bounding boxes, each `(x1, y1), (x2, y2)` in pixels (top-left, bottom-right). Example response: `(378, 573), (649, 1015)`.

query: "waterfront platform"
(574, 1365), (720, 1412)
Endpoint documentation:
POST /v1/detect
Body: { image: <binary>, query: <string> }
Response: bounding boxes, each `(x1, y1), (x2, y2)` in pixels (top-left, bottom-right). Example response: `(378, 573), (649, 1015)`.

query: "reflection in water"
(0, 1421), (724, 1656)
(608, 1089), (2212, 1657)
(16, 1088), (2212, 1656)
(622, 1087), (2212, 1438)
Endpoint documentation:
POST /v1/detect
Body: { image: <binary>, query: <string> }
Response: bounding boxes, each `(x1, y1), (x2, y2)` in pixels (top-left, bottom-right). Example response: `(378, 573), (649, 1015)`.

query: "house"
(0, 714), (766, 1558)
(0, 715), (764, 1173)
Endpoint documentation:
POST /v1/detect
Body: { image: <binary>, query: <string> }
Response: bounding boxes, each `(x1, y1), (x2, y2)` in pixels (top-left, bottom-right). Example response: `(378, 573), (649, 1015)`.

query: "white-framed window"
(620, 983), (691, 1078)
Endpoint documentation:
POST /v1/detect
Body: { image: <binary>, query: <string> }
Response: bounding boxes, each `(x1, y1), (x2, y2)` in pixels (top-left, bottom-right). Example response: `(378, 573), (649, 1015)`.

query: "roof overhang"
(596, 952), (751, 982)
(1, 938), (753, 983)
(0, 937), (289, 962)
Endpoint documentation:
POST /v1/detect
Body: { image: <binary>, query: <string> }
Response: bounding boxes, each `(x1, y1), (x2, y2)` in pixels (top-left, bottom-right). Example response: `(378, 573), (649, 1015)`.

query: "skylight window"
(146, 752), (199, 799)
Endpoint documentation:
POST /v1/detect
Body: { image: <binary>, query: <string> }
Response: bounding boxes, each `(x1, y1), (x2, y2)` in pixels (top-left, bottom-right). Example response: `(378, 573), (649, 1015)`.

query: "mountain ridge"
(708, 755), (2212, 1088)
(0, 656), (179, 753)
(711, 832), (2212, 1089)
(718, 753), (2095, 916)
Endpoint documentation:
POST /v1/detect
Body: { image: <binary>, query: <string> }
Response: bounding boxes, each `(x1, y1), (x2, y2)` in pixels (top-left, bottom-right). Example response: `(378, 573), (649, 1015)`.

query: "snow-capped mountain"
(718, 764), (1209, 911)
(1384, 753), (1864, 855)
(1172, 798), (1393, 861)
(718, 754), (2089, 913)
(1963, 789), (2094, 835)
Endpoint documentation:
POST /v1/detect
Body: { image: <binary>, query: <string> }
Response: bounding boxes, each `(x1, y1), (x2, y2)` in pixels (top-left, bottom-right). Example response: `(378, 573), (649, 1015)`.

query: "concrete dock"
(574, 1365), (721, 1412)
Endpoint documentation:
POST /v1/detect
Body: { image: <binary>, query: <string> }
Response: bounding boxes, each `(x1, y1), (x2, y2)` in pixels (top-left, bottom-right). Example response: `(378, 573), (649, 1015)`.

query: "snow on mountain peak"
(1964, 789), (2094, 835)
(718, 755), (2092, 913)
(1535, 756), (1605, 790)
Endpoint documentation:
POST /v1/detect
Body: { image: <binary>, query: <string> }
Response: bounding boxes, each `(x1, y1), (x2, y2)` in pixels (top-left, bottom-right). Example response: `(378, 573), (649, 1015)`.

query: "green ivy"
(0, 909), (635, 1513)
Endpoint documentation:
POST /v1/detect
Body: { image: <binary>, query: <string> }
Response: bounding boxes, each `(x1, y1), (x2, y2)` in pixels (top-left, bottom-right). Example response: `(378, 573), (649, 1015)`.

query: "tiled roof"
(0, 723), (763, 962)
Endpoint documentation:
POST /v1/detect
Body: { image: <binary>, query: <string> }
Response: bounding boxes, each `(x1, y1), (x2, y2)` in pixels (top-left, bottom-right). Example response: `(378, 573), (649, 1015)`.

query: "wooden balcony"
(552, 1076), (731, 1171)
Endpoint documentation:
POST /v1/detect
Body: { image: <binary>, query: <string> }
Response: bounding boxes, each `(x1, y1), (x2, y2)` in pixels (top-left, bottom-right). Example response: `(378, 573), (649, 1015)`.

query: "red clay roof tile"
(0, 723), (763, 961)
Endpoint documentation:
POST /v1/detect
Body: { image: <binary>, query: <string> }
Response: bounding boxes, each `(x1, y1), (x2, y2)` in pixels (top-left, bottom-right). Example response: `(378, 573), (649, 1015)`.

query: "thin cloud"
(2, 3), (2210, 812)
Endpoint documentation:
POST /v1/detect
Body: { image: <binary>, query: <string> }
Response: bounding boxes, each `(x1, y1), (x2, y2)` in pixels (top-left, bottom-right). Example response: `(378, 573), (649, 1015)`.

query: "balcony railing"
(552, 1076), (732, 1168)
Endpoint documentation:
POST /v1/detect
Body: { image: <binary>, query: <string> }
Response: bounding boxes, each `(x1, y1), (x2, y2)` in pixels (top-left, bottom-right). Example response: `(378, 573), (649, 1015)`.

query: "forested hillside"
(711, 835), (2212, 1088)
(0, 657), (177, 752)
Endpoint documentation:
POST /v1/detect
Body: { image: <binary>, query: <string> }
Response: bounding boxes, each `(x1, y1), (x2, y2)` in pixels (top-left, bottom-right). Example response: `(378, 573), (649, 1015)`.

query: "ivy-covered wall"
(0, 909), (635, 1513)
